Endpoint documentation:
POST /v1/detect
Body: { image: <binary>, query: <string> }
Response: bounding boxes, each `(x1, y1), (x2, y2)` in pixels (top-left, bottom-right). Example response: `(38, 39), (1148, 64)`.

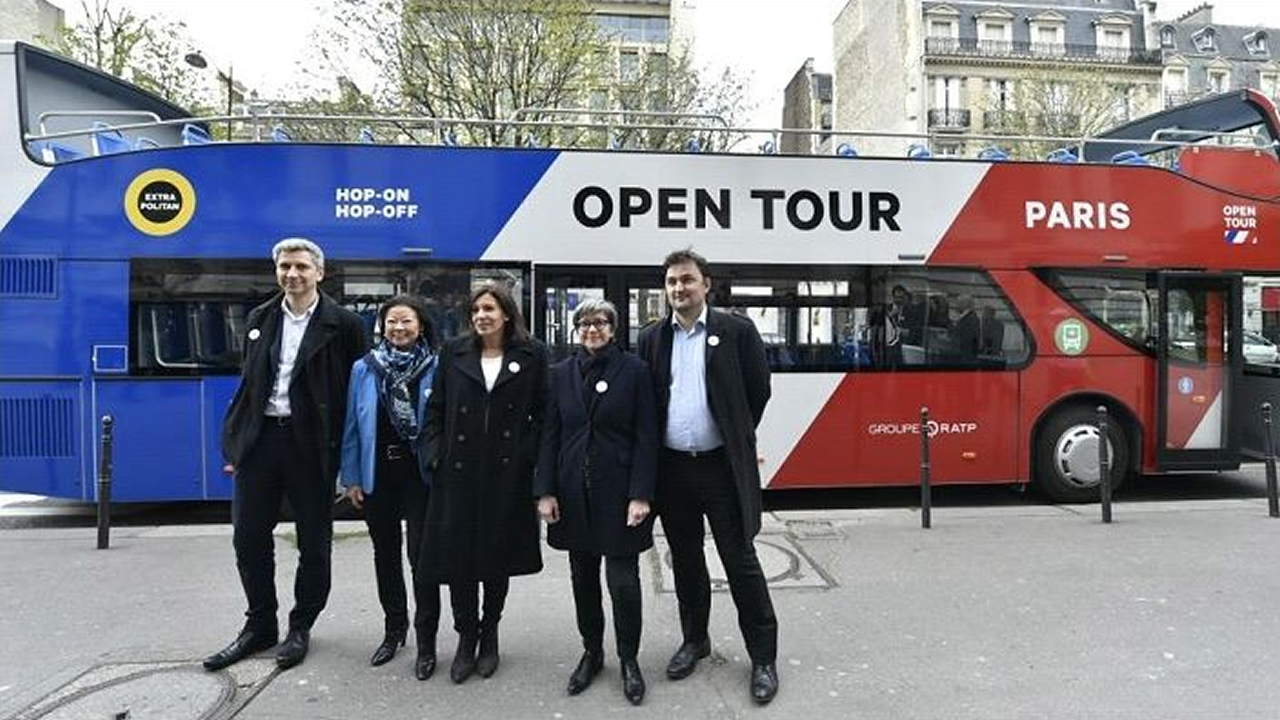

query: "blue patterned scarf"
(366, 340), (433, 442)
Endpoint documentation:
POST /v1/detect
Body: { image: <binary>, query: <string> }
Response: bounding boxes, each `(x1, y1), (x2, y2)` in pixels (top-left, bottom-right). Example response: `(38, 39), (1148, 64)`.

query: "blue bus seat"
(358, 127), (376, 143)
(271, 125), (293, 142)
(31, 140), (85, 162)
(91, 122), (131, 155)
(134, 136), (160, 150)
(440, 130), (458, 146)
(181, 123), (212, 145)
(686, 138), (701, 153)
(759, 140), (776, 154)
(836, 142), (858, 157)
(978, 146), (1009, 161)
(1111, 150), (1150, 166)
(1046, 148), (1079, 163)
(907, 143), (932, 159)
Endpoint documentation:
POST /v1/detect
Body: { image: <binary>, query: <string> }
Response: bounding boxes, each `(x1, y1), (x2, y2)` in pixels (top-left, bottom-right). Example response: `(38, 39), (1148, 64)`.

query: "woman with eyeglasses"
(418, 282), (548, 684)
(339, 295), (442, 679)
(535, 298), (658, 705)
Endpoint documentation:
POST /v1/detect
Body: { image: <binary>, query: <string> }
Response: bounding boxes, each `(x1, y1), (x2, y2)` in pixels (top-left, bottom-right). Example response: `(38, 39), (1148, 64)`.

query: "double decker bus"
(2, 41), (1277, 504)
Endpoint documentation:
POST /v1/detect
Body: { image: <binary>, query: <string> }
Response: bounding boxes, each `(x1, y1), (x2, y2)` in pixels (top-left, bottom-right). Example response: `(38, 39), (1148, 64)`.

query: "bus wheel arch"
(1031, 396), (1137, 503)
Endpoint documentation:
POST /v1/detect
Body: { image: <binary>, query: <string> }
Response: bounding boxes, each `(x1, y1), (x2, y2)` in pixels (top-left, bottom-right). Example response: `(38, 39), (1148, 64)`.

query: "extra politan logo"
(124, 169), (196, 236)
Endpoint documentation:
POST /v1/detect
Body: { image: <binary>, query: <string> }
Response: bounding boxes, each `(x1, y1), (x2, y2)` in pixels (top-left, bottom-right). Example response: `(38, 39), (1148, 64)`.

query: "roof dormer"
(1244, 30), (1269, 56)
(1191, 26), (1217, 53)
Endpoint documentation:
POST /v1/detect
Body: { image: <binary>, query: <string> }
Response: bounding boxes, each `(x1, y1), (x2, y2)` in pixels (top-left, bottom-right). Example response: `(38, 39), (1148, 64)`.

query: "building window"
(929, 19), (958, 38)
(1192, 28), (1217, 53)
(1161, 26), (1175, 48)
(1244, 31), (1269, 56)
(979, 21), (1010, 42)
(619, 52), (640, 82)
(1260, 72), (1279, 99)
(1031, 22), (1065, 54)
(596, 15), (670, 45)
(1207, 68), (1230, 93)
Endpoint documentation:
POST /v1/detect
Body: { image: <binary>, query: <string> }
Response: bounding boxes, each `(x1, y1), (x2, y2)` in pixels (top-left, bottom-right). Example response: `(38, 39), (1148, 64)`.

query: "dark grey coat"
(637, 308), (772, 541)
(418, 337), (547, 582)
(534, 347), (658, 556)
(221, 292), (368, 485)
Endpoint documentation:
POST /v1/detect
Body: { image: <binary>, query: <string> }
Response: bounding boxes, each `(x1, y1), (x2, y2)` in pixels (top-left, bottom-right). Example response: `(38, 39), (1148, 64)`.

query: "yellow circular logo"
(124, 169), (196, 236)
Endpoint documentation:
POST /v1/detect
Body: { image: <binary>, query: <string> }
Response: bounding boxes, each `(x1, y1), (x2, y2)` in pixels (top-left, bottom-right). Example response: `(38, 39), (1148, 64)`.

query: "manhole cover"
(653, 534), (835, 592)
(14, 660), (277, 720)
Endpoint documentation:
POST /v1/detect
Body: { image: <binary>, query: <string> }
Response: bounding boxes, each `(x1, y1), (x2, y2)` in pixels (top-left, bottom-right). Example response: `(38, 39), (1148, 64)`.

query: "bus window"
(1044, 270), (1156, 351)
(880, 268), (1029, 369)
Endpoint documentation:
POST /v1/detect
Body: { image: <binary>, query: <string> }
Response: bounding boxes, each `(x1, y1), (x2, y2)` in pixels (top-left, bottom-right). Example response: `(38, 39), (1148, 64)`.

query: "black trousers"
(449, 577), (509, 636)
(658, 449), (778, 664)
(232, 421), (333, 634)
(362, 451), (441, 638)
(569, 551), (642, 660)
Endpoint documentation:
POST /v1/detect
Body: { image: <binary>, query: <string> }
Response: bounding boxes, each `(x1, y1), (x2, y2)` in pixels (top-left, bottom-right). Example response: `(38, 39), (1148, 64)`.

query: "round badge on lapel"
(595, 380), (609, 394)
(248, 328), (261, 341)
(708, 335), (721, 347)
(508, 361), (521, 374)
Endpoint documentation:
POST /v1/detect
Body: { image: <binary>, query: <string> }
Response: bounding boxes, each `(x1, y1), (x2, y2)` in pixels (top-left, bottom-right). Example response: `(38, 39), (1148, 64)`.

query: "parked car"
(1244, 331), (1279, 364)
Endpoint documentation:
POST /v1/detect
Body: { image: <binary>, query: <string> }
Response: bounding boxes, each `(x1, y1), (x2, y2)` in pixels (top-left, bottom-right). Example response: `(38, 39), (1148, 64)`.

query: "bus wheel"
(1034, 405), (1129, 504)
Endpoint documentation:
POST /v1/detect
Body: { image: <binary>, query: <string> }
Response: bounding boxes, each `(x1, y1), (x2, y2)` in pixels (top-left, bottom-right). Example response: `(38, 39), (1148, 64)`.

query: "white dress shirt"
(265, 296), (317, 417)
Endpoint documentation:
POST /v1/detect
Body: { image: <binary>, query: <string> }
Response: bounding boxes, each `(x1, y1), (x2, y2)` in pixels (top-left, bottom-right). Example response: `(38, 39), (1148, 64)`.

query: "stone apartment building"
(831, 0), (1165, 156)
(0, 0), (63, 45)
(780, 57), (833, 154)
(1152, 2), (1280, 108)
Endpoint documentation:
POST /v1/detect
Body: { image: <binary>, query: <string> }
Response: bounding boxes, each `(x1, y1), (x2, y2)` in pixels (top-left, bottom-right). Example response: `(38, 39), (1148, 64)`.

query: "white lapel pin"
(508, 361), (521, 374)
(248, 328), (261, 341)
(708, 334), (720, 347)
(595, 380), (609, 394)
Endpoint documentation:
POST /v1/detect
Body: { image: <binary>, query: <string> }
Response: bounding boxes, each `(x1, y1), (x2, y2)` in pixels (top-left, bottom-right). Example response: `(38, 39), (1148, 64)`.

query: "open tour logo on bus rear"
(124, 169), (196, 236)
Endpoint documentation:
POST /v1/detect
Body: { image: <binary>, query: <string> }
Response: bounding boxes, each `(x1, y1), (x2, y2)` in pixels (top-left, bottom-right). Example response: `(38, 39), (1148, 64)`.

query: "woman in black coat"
(418, 283), (547, 684)
(535, 298), (657, 705)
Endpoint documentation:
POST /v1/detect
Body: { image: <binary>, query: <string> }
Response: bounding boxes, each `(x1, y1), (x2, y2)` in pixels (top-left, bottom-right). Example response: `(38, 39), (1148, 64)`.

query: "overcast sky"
(49, 0), (1280, 127)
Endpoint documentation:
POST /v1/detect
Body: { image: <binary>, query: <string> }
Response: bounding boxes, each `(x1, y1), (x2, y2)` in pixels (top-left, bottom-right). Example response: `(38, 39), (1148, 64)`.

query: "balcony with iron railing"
(927, 108), (971, 130)
(925, 36), (1162, 64)
(982, 109), (1026, 131)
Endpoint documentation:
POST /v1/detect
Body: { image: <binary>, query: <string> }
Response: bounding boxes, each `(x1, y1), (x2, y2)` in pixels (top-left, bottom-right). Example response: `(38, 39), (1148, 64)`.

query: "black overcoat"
(222, 292), (368, 485)
(637, 308), (771, 541)
(534, 347), (658, 556)
(418, 336), (547, 582)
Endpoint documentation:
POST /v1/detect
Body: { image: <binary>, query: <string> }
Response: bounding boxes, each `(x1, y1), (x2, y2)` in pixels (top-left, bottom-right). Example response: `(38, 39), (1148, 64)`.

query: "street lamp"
(183, 50), (234, 138)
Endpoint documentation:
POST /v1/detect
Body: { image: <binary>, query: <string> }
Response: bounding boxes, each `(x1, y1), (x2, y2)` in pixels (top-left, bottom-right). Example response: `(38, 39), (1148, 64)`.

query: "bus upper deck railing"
(23, 105), (1279, 166)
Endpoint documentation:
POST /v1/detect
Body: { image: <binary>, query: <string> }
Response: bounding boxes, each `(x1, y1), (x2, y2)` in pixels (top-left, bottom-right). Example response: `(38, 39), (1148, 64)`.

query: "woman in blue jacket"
(340, 295), (440, 680)
(536, 298), (657, 705)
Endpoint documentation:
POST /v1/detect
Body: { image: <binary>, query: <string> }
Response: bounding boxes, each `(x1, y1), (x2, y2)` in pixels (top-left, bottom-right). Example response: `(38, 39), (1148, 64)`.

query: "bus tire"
(1034, 404), (1129, 504)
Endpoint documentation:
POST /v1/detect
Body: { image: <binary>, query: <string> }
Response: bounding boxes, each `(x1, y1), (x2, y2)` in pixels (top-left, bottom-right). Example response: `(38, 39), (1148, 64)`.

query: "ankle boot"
(370, 627), (407, 667)
(475, 622), (500, 678)
(415, 630), (437, 681)
(450, 632), (478, 684)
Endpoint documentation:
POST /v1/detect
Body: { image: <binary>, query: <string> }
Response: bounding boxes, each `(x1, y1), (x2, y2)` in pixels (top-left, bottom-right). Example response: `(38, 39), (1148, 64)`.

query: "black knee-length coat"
(417, 336), (547, 582)
(534, 345), (657, 556)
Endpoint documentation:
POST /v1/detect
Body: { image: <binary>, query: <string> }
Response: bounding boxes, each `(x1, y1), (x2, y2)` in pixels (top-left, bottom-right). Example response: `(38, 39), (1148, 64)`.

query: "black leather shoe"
(566, 650), (604, 695)
(275, 628), (310, 670)
(750, 662), (779, 705)
(370, 628), (407, 667)
(415, 631), (437, 681)
(665, 638), (711, 680)
(475, 624), (499, 678)
(203, 628), (278, 671)
(621, 658), (646, 706)
(450, 633), (478, 684)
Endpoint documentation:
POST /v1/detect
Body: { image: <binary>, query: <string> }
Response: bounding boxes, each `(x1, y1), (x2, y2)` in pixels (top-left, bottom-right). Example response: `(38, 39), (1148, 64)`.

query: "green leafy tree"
(49, 0), (209, 111)
(306, 0), (752, 149)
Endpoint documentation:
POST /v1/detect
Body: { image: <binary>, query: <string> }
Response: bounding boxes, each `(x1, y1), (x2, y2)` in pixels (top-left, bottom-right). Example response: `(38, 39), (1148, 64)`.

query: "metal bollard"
(1097, 406), (1112, 524)
(1264, 403), (1278, 519)
(920, 406), (931, 529)
(97, 414), (114, 549)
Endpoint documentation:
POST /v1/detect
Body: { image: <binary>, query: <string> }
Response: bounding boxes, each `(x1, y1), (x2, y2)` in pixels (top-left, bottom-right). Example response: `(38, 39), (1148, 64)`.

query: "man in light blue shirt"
(637, 249), (779, 705)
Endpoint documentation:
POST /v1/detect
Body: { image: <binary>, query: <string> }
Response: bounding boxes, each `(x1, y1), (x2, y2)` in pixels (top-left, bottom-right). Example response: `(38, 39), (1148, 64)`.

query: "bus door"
(535, 267), (663, 358)
(1156, 272), (1242, 471)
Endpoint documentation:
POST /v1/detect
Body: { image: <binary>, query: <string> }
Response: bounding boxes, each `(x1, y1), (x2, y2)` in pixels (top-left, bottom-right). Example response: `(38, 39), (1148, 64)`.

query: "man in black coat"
(204, 238), (367, 672)
(636, 249), (779, 705)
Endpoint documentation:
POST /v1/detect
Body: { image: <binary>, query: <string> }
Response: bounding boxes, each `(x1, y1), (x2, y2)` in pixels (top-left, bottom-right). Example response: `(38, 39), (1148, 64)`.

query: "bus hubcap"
(1053, 424), (1110, 487)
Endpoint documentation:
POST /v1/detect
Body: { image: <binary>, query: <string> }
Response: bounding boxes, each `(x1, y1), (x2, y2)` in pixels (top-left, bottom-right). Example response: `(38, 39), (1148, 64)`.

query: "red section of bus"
(929, 163), (1279, 271)
(1177, 146), (1280, 199)
(769, 372), (1020, 488)
(1162, 291), (1227, 450)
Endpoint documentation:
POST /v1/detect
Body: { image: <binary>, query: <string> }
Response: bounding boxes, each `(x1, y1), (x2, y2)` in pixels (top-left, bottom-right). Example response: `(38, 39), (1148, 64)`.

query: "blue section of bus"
(0, 260), (127, 377)
(1, 145), (559, 260)
(0, 379), (85, 498)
